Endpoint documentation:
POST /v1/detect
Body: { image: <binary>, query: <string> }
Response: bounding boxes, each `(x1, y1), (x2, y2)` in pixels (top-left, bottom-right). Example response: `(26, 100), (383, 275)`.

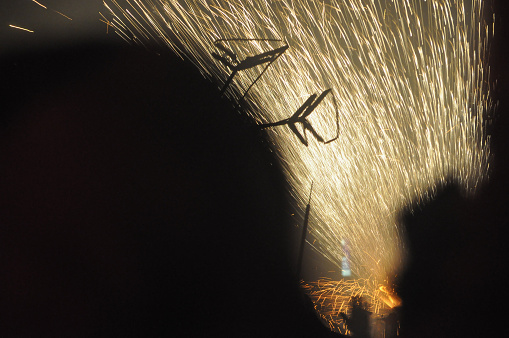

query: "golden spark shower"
(102, 0), (492, 326)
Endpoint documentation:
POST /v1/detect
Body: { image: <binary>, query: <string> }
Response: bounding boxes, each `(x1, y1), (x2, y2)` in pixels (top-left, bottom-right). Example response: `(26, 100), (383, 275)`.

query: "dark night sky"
(1, 1), (509, 337)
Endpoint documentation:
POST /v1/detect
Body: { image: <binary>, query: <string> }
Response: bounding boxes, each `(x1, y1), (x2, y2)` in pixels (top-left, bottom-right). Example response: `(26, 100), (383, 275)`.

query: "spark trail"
(102, 0), (492, 320)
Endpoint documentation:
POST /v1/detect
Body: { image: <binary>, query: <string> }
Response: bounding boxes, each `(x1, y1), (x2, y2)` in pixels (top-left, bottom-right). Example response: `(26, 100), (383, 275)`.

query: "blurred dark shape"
(0, 44), (337, 337)
(259, 89), (339, 146)
(395, 182), (508, 337)
(380, 309), (400, 338)
(340, 296), (371, 338)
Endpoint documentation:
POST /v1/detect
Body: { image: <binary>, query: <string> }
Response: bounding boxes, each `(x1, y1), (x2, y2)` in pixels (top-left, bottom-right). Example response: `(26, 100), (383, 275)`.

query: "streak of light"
(8, 24), (34, 33)
(53, 10), (72, 21)
(30, 0), (72, 21)
(99, 12), (113, 33)
(32, 0), (47, 9)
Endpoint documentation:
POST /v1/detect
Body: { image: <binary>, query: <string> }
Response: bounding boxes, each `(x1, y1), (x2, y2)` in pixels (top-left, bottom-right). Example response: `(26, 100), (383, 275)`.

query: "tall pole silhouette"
(296, 182), (313, 280)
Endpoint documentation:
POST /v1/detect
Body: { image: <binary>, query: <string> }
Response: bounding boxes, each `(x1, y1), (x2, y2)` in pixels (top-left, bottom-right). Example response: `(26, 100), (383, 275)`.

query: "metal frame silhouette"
(211, 38), (288, 98)
(259, 89), (340, 146)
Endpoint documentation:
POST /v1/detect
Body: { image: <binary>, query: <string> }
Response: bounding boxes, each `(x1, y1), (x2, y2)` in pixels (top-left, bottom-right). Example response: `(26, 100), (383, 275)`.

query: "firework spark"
(8, 24), (35, 33)
(29, 0), (73, 20)
(101, 0), (492, 326)
(53, 10), (72, 21)
(301, 278), (400, 334)
(32, 0), (47, 10)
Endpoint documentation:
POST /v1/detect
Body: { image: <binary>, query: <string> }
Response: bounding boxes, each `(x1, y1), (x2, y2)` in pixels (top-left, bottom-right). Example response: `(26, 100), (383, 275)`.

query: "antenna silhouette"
(211, 38), (288, 98)
(259, 89), (340, 146)
(296, 182), (313, 280)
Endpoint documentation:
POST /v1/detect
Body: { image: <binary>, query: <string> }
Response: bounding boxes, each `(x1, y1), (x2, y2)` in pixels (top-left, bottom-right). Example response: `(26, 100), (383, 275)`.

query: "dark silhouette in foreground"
(0, 43), (341, 337)
(340, 296), (371, 338)
(379, 309), (400, 338)
(395, 183), (508, 337)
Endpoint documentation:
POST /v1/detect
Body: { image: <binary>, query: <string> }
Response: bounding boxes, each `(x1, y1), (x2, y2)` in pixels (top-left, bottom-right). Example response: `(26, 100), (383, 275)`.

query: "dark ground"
(1, 1), (509, 337)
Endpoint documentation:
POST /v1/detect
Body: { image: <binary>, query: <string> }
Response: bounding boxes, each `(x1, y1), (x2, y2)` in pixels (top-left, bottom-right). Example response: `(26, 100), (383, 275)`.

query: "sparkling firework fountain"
(102, 0), (492, 332)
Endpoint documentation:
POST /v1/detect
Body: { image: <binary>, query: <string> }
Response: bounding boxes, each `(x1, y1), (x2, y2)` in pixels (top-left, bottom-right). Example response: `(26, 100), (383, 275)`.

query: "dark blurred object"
(0, 44), (337, 337)
(339, 296), (371, 338)
(397, 182), (508, 337)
